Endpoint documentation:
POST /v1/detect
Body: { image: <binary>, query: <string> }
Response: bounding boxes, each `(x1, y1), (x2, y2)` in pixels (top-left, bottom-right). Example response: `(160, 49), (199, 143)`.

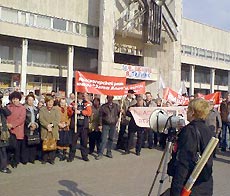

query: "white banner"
(130, 106), (188, 128)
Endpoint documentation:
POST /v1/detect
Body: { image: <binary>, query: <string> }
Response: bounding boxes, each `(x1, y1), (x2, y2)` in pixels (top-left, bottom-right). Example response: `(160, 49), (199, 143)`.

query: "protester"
(24, 94), (40, 164)
(170, 98), (213, 196)
(116, 89), (136, 150)
(57, 98), (73, 161)
(39, 96), (60, 165)
(96, 95), (120, 160)
(88, 98), (101, 154)
(125, 95), (145, 156)
(7, 91), (26, 167)
(68, 92), (92, 162)
(220, 92), (230, 151)
(142, 92), (156, 149)
(206, 100), (222, 158)
(66, 93), (75, 105)
(0, 91), (11, 173)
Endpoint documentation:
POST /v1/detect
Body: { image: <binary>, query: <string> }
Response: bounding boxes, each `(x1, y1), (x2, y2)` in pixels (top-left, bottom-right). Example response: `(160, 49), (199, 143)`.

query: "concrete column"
(210, 69), (215, 93)
(189, 65), (195, 96)
(98, 0), (115, 76)
(228, 71), (230, 92)
(20, 39), (28, 93)
(66, 46), (74, 96)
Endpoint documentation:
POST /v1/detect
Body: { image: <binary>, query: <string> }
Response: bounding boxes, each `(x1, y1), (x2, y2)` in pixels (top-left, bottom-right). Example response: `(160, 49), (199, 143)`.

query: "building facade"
(0, 0), (229, 97)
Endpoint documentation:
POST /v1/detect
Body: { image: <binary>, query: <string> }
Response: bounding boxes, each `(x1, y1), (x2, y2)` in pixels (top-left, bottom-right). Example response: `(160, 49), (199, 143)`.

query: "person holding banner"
(125, 95), (146, 156)
(68, 92), (92, 162)
(96, 95), (120, 160)
(116, 90), (136, 150)
(169, 98), (213, 196)
(142, 92), (156, 149)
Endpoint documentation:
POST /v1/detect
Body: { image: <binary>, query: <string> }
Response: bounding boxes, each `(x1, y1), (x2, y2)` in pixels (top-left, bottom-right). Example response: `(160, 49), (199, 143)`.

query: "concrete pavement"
(0, 147), (229, 196)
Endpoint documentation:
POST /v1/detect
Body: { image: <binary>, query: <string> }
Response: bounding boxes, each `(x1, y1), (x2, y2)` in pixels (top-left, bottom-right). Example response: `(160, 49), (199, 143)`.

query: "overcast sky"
(183, 0), (230, 31)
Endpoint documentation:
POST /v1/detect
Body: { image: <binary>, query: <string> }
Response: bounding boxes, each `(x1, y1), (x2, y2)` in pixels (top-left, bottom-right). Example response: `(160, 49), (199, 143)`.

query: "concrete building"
(0, 0), (229, 97)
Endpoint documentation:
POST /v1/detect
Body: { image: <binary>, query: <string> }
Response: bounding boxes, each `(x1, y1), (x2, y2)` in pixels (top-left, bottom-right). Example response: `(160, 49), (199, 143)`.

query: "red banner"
(75, 71), (126, 96)
(125, 82), (146, 94)
(197, 92), (221, 104)
(163, 88), (189, 106)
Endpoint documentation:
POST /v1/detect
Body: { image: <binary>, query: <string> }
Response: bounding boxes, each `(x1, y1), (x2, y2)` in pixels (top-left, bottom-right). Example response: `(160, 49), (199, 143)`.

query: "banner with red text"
(130, 106), (188, 128)
(163, 87), (189, 106)
(75, 71), (126, 96)
(125, 82), (146, 94)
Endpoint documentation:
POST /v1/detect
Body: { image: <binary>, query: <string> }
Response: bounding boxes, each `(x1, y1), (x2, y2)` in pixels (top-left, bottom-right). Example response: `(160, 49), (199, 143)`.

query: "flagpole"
(116, 96), (124, 133)
(74, 91), (78, 133)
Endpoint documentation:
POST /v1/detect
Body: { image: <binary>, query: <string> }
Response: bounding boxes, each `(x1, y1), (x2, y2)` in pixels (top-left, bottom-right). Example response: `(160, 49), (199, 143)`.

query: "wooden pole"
(116, 96), (124, 133)
(181, 137), (219, 196)
(74, 92), (78, 133)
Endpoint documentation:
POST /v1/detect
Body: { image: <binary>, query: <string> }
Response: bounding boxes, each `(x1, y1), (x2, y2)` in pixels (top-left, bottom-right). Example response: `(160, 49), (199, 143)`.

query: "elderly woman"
(24, 94), (40, 164)
(170, 98), (213, 196)
(57, 98), (73, 161)
(39, 96), (60, 165)
(7, 91), (26, 167)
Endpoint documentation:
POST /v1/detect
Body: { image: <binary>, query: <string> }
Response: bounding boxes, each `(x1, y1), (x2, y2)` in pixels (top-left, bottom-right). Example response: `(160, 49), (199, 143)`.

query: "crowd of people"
(0, 88), (229, 195)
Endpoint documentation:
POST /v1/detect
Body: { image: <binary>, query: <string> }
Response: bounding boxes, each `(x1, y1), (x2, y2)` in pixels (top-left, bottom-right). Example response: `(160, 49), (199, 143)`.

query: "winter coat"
(220, 100), (230, 122)
(99, 102), (120, 126)
(24, 104), (39, 136)
(0, 106), (11, 146)
(7, 103), (26, 140)
(39, 106), (60, 140)
(170, 119), (213, 196)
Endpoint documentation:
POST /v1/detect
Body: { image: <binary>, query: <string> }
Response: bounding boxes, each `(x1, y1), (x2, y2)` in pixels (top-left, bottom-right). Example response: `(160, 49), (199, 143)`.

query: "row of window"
(181, 65), (228, 86)
(0, 6), (99, 38)
(181, 45), (230, 63)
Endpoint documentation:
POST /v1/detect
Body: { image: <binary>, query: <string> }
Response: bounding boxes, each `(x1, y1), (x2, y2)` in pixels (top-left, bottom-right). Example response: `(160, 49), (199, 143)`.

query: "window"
(53, 18), (66, 31)
(198, 49), (205, 57)
(81, 24), (87, 35)
(19, 12), (26, 25)
(36, 15), (51, 28)
(29, 14), (35, 26)
(217, 53), (224, 61)
(86, 26), (94, 37)
(67, 21), (73, 32)
(206, 50), (212, 59)
(184, 45), (192, 55)
(75, 23), (80, 33)
(225, 55), (230, 62)
(1, 7), (18, 23)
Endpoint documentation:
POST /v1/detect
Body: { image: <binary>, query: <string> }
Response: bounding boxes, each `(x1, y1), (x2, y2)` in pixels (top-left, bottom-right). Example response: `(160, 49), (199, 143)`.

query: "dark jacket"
(127, 103), (145, 132)
(220, 100), (230, 122)
(24, 104), (39, 137)
(0, 106), (11, 146)
(170, 119), (213, 196)
(99, 102), (120, 126)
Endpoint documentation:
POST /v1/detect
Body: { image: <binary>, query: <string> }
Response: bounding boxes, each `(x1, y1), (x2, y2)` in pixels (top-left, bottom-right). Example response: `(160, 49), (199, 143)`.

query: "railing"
(0, 58), (67, 69)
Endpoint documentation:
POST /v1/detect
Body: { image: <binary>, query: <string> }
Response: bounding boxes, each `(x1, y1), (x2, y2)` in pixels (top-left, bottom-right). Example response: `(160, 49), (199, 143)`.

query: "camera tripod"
(147, 128), (177, 196)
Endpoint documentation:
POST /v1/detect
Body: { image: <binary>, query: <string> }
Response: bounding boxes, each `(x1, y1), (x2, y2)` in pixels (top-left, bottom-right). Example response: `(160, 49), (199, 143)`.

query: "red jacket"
(7, 103), (26, 139)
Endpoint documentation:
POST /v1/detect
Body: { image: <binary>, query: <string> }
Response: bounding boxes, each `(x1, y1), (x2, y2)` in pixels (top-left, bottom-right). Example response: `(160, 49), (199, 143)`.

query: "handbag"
(57, 129), (71, 147)
(27, 134), (41, 145)
(42, 132), (57, 151)
(7, 133), (17, 150)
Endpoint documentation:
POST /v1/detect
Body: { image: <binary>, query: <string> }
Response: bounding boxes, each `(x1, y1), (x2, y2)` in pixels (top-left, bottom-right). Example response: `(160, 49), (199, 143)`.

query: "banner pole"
(74, 91), (78, 133)
(181, 137), (219, 196)
(116, 96), (124, 133)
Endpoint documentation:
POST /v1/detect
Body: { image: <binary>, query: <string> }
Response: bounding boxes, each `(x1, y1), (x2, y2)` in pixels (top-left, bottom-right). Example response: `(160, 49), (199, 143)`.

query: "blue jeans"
(221, 121), (230, 149)
(98, 124), (116, 155)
